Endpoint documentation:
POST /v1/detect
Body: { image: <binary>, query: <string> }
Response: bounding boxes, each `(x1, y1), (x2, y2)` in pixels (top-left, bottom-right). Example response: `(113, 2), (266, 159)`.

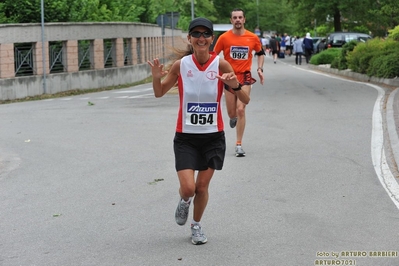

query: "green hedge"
(309, 48), (341, 65)
(311, 27), (399, 79)
(348, 38), (399, 78)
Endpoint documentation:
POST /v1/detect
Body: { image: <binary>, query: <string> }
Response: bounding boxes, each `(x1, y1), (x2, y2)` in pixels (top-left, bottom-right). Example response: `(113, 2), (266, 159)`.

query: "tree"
(0, 0), (145, 23)
(367, 0), (399, 36)
(288, 0), (375, 33)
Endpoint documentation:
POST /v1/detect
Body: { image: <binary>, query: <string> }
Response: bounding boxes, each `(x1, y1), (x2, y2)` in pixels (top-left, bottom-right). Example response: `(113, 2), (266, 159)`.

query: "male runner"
(213, 8), (265, 157)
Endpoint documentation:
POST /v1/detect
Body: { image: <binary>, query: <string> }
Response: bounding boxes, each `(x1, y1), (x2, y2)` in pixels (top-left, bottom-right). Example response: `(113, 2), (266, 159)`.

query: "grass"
(0, 76), (154, 105)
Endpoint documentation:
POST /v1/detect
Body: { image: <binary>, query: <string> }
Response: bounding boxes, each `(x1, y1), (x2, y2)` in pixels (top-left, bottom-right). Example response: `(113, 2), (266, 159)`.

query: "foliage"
(329, 40), (359, 70)
(315, 25), (333, 38)
(0, 0), (397, 41)
(388, 25), (399, 41)
(287, 0), (377, 33)
(347, 38), (399, 74)
(0, 0), (146, 23)
(347, 38), (383, 73)
(309, 48), (340, 65)
(367, 53), (399, 78)
(337, 40), (358, 69)
(367, 0), (399, 36)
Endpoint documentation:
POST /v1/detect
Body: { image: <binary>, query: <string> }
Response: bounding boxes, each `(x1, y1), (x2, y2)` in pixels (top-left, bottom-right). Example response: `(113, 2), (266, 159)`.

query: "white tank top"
(176, 53), (224, 133)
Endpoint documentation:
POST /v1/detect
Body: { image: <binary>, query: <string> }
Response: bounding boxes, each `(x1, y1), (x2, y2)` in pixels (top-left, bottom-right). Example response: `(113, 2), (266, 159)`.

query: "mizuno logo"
(188, 106), (217, 112)
(187, 103), (218, 113)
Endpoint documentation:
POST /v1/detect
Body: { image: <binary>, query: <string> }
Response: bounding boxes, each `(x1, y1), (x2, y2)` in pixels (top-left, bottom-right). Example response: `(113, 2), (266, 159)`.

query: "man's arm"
(254, 49), (265, 85)
(213, 35), (223, 55)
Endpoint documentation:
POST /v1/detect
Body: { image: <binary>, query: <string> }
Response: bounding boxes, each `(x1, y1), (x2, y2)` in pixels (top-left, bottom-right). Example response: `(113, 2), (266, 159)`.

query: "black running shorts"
(173, 131), (226, 171)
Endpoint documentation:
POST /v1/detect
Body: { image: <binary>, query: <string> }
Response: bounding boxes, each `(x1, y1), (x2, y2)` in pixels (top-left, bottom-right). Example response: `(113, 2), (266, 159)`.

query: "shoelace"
(191, 225), (203, 237)
(178, 202), (189, 218)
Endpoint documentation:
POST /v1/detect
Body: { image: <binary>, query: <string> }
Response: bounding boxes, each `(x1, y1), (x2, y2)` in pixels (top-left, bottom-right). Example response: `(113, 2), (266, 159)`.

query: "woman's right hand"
(147, 58), (168, 79)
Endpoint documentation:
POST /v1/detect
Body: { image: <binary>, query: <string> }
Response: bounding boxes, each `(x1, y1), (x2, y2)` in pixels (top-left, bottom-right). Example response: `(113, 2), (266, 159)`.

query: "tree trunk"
(333, 8), (342, 32)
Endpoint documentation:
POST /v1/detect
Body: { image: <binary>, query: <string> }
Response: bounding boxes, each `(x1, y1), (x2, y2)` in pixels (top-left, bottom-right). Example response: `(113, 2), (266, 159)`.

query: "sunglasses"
(190, 31), (212, 38)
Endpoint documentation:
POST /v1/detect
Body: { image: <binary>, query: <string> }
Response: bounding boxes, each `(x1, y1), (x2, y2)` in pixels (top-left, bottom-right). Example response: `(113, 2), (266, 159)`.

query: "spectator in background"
(269, 35), (279, 64)
(284, 33), (293, 56)
(317, 38), (326, 53)
(293, 36), (303, 65)
(261, 37), (270, 54)
(303, 32), (313, 64)
(280, 34), (286, 56)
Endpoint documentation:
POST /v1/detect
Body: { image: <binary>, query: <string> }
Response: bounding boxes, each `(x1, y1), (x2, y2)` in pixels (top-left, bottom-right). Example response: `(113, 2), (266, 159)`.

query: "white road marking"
(293, 64), (399, 209)
(369, 83), (399, 209)
(113, 88), (153, 93)
(128, 93), (154, 98)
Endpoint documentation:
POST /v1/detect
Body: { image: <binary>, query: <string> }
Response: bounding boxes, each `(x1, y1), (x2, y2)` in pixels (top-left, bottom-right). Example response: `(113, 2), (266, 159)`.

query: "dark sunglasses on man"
(190, 31), (213, 38)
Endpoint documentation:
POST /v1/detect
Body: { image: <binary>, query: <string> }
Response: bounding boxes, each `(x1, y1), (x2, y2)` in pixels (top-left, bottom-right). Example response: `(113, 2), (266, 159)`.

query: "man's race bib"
(230, 46), (249, 60)
(186, 102), (218, 126)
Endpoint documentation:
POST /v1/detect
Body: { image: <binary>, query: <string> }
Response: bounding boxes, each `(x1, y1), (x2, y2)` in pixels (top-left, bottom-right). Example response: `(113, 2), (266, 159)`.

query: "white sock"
(182, 198), (191, 204)
(191, 220), (200, 226)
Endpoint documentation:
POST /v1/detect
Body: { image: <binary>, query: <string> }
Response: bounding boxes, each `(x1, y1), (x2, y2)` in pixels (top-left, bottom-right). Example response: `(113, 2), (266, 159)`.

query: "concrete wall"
(0, 64), (151, 100)
(0, 22), (187, 101)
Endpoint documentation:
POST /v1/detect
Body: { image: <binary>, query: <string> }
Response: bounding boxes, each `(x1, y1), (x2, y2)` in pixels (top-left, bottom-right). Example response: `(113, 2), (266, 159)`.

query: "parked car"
(326, 32), (372, 48)
(312, 37), (322, 53)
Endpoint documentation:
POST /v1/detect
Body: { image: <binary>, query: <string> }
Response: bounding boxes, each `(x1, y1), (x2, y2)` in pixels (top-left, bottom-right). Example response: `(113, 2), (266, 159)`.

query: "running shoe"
(191, 224), (207, 245)
(175, 198), (190, 226)
(235, 145), (246, 157)
(229, 117), (237, 128)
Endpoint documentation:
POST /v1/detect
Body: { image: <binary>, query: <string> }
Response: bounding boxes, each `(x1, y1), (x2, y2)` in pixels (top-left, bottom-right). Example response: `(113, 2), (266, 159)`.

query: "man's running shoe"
(191, 224), (207, 245)
(230, 117), (237, 128)
(235, 145), (246, 157)
(175, 198), (190, 226)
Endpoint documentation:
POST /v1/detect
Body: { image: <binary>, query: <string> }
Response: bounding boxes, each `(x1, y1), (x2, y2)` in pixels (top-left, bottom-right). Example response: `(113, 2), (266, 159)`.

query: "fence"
(0, 22), (187, 101)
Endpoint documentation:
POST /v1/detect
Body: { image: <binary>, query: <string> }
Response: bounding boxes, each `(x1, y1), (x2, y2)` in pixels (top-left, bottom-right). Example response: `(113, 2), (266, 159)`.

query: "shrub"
(367, 53), (399, 78)
(348, 38), (382, 73)
(388, 25), (399, 41)
(337, 40), (358, 69)
(331, 57), (339, 69)
(310, 48), (340, 65)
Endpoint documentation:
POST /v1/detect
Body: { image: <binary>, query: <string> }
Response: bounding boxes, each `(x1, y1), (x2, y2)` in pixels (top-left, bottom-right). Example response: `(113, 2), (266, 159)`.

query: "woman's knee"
(180, 184), (196, 198)
(195, 184), (209, 196)
(237, 106), (246, 118)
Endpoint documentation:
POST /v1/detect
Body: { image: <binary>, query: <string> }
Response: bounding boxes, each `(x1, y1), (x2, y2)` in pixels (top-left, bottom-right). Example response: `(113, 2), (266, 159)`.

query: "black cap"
(188, 17), (213, 33)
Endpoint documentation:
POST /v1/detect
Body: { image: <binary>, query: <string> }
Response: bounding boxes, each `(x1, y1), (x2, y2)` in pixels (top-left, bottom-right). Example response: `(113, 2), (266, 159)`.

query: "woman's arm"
(218, 59), (250, 104)
(147, 58), (180, 97)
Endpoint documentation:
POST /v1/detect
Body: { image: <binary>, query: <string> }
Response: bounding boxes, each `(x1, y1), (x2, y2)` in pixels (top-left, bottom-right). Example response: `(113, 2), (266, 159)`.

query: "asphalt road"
(1, 55), (399, 266)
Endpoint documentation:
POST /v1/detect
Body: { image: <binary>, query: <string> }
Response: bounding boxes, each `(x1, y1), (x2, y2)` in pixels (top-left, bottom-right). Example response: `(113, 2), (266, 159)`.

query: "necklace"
(198, 55), (210, 66)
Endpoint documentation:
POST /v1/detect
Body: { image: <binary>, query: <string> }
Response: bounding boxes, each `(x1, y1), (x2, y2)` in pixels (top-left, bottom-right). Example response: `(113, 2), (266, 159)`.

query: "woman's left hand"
(216, 72), (239, 88)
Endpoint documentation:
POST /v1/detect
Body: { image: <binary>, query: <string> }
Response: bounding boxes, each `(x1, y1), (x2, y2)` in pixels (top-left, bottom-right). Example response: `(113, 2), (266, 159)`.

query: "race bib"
(230, 46), (249, 60)
(186, 102), (218, 126)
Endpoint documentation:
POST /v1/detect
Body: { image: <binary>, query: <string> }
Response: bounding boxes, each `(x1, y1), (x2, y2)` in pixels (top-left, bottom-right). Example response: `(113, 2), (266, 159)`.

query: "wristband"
(232, 83), (242, 91)
(257, 67), (263, 72)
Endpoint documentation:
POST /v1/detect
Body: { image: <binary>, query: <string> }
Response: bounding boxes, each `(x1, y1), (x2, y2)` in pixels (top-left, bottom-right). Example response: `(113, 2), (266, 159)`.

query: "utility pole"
(191, 0), (194, 20)
(40, 0), (47, 94)
(256, 0), (259, 27)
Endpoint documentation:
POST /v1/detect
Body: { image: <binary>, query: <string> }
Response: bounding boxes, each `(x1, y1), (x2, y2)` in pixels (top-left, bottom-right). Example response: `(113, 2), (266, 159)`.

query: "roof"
(213, 24), (232, 32)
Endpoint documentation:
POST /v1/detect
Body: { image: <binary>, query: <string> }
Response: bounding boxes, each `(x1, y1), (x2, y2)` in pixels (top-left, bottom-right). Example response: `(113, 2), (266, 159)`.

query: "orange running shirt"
(213, 29), (262, 74)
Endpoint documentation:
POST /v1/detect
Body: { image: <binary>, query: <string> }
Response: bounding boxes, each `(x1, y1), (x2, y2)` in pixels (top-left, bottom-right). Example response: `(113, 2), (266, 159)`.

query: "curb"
(308, 64), (399, 87)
